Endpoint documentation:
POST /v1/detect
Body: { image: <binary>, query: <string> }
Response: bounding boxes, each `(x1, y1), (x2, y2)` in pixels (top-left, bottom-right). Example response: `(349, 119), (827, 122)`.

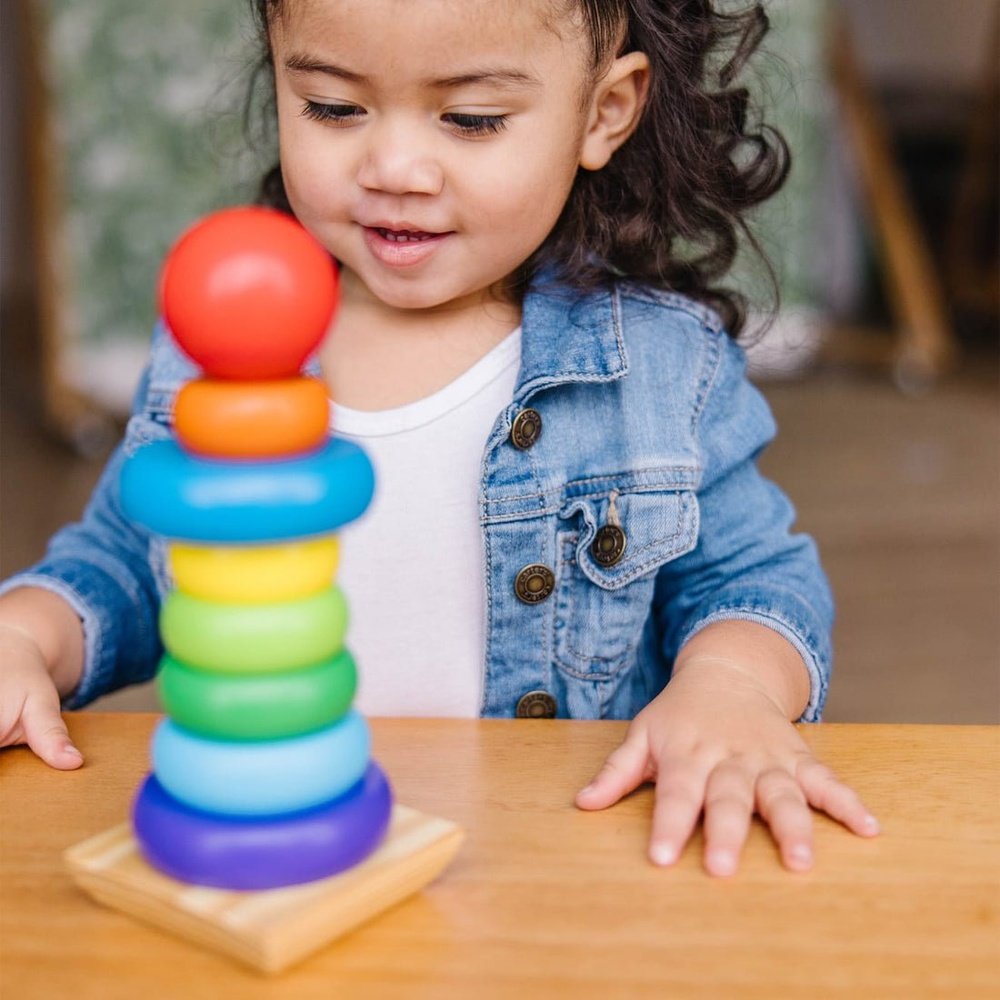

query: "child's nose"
(357, 118), (444, 197)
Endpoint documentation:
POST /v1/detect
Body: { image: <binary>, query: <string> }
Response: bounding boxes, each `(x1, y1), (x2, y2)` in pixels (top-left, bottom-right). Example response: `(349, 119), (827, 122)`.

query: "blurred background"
(1, 0), (997, 720)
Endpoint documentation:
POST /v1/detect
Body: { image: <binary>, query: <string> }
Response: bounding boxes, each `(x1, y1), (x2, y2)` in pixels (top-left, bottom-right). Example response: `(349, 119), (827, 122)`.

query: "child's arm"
(0, 587), (86, 767)
(578, 330), (877, 873)
(576, 619), (879, 874)
(0, 431), (166, 714)
(0, 345), (175, 758)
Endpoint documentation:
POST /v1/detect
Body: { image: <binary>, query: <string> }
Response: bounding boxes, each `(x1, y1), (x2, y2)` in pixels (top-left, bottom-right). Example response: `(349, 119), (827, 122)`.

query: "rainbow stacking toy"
(64, 207), (463, 972)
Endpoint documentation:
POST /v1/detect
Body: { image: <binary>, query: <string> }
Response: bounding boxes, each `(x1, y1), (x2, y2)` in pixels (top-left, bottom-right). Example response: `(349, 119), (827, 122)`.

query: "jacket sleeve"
(0, 358), (168, 708)
(652, 330), (834, 721)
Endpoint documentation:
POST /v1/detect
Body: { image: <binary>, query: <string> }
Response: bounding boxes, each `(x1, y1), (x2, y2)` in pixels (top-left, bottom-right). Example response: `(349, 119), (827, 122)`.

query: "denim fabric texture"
(2, 276), (833, 720)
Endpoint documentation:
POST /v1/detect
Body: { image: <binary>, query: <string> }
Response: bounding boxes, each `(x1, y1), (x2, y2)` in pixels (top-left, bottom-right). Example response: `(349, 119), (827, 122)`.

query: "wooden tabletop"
(2, 714), (998, 998)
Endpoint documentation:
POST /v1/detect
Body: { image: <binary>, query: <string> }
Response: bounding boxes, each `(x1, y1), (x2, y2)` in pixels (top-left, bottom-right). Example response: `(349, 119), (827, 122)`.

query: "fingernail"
(789, 844), (813, 868)
(863, 814), (880, 834)
(577, 783), (596, 796)
(64, 744), (82, 757)
(650, 843), (678, 866)
(707, 850), (737, 876)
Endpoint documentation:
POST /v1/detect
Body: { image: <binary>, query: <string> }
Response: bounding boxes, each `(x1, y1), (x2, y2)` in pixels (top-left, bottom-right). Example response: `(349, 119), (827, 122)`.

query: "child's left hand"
(575, 641), (880, 876)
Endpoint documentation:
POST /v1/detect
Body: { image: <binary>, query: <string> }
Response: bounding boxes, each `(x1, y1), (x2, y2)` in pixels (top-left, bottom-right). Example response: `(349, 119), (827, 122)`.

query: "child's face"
(270, 0), (596, 314)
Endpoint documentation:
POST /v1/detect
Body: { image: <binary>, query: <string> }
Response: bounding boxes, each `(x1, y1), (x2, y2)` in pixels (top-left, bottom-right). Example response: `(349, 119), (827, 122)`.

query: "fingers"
(575, 730), (651, 811)
(700, 760), (755, 876)
(647, 755), (711, 867)
(20, 700), (83, 770)
(756, 767), (814, 872)
(651, 758), (761, 876)
(0, 630), (83, 770)
(651, 757), (876, 876)
(797, 758), (880, 838)
(578, 730), (879, 876)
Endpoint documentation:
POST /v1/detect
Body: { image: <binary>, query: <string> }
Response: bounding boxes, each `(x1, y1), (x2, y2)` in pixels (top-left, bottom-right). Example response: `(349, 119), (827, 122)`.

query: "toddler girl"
(0, 0), (879, 876)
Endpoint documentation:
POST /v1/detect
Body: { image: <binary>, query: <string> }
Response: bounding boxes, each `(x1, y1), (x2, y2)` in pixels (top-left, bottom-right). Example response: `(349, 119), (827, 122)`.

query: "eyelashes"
(300, 101), (362, 124)
(442, 113), (509, 136)
(299, 101), (509, 136)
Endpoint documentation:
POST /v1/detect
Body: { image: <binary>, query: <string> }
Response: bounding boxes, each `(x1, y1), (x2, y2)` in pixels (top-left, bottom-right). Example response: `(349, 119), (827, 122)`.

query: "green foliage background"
(44, 0), (830, 352)
(45, 1), (268, 348)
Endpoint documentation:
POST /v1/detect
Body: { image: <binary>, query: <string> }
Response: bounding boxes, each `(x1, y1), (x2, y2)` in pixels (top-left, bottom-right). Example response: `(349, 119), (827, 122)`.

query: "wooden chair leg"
(944, 10), (999, 319)
(827, 7), (958, 389)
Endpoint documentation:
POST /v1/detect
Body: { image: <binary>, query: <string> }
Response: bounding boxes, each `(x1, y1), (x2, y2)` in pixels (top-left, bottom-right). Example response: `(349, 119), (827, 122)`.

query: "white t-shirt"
(332, 329), (521, 717)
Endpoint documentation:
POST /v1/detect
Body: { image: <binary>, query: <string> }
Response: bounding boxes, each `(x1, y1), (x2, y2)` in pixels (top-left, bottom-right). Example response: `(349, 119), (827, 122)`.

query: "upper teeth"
(380, 229), (431, 242)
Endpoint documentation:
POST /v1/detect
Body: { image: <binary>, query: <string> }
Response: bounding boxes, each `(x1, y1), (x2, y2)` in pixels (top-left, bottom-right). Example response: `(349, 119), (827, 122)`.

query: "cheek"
(473, 116), (585, 232)
(473, 154), (577, 238)
(278, 140), (346, 220)
(275, 99), (338, 207)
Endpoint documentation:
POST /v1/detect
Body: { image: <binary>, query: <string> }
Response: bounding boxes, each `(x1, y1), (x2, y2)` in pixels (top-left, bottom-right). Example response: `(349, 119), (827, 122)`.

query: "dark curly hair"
(249, 0), (789, 336)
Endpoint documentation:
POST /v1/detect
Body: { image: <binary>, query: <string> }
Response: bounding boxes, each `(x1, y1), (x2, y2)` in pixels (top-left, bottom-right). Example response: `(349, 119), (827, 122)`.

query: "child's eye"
(443, 113), (509, 136)
(300, 101), (365, 125)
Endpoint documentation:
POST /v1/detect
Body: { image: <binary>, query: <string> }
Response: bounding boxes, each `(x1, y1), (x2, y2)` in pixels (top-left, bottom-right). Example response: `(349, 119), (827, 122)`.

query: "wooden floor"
(1, 349), (997, 723)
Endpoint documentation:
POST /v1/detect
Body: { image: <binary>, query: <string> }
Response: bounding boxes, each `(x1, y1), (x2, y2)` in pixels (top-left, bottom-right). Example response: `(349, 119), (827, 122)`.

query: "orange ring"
(174, 376), (330, 458)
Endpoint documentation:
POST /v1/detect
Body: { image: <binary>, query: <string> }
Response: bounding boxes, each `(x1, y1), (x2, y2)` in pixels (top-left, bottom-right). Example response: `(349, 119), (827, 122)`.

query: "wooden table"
(2, 715), (998, 998)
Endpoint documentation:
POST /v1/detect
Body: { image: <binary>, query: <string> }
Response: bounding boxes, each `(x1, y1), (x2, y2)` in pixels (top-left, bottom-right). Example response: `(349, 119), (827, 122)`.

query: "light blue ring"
(120, 437), (374, 542)
(151, 711), (370, 817)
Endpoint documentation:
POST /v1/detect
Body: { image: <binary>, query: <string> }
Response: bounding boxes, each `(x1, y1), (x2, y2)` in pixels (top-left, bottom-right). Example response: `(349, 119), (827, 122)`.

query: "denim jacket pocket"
(553, 482), (699, 679)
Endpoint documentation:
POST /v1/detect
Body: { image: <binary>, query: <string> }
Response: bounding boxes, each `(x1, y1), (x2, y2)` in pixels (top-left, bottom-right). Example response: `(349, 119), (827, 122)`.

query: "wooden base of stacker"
(64, 804), (464, 974)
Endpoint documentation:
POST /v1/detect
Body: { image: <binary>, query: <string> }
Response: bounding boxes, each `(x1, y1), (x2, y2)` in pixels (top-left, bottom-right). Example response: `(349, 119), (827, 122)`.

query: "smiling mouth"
(361, 225), (450, 268)
(374, 228), (442, 243)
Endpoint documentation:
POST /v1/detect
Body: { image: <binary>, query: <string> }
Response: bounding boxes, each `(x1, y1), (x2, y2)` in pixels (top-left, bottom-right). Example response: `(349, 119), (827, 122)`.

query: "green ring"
(160, 587), (348, 673)
(157, 650), (357, 741)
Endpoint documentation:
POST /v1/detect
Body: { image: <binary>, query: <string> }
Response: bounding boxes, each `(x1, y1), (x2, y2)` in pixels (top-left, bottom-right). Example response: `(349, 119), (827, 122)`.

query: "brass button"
(591, 524), (627, 567)
(514, 563), (555, 603)
(516, 690), (557, 718)
(510, 408), (542, 450)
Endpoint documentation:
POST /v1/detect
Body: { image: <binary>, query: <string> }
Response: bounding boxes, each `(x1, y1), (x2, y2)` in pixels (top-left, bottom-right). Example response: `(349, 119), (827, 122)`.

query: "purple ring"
(132, 762), (393, 890)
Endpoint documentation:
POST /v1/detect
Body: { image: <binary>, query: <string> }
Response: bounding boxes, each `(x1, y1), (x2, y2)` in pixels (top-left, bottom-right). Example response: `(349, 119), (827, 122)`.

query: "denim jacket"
(3, 278), (833, 721)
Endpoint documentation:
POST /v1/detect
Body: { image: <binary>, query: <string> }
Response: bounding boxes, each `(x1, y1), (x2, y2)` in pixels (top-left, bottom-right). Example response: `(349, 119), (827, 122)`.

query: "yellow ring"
(169, 537), (339, 603)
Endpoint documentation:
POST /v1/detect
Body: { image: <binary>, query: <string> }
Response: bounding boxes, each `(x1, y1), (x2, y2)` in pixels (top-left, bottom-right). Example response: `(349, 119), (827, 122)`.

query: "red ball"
(159, 206), (339, 379)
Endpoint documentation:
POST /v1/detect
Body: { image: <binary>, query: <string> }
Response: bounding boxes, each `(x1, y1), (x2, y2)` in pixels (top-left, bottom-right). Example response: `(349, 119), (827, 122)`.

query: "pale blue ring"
(151, 711), (370, 817)
(120, 437), (375, 542)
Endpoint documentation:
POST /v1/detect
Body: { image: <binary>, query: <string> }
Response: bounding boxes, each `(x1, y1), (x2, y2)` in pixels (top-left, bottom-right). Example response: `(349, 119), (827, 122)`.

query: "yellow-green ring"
(160, 587), (348, 673)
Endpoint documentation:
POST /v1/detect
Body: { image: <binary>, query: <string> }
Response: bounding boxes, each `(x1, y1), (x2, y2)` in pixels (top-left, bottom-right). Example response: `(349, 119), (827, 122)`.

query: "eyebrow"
(284, 54), (540, 90)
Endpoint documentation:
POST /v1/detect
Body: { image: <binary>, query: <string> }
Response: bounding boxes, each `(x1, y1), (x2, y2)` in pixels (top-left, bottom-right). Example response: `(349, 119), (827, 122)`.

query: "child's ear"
(579, 51), (651, 171)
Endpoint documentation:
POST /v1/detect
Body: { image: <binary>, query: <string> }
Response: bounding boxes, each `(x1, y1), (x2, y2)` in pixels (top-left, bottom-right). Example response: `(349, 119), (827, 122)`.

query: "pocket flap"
(561, 487), (700, 591)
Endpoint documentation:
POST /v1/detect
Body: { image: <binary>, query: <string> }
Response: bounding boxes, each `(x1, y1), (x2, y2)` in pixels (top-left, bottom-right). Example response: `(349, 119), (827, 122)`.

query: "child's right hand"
(0, 624), (83, 767)
(0, 588), (86, 769)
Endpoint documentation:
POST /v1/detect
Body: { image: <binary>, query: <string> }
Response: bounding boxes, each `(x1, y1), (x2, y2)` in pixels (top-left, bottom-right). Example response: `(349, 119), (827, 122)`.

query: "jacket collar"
(305, 273), (630, 395)
(515, 273), (628, 402)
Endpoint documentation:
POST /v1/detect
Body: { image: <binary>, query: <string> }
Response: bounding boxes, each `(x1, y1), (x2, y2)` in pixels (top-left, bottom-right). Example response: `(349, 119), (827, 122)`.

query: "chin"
(366, 276), (470, 313)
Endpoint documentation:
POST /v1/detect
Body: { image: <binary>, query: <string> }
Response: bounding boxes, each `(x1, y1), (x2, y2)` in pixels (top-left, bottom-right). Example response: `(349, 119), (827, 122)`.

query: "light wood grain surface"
(2, 715), (998, 998)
